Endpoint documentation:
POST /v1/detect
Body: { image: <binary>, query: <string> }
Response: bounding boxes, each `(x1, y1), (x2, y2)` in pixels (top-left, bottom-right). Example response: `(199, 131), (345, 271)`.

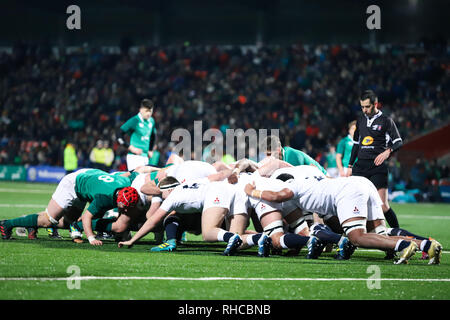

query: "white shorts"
(327, 167), (339, 178)
(203, 182), (236, 213)
(229, 189), (251, 217)
(249, 197), (283, 220)
(127, 154), (149, 171)
(131, 173), (151, 205)
(336, 177), (384, 224)
(51, 169), (89, 210)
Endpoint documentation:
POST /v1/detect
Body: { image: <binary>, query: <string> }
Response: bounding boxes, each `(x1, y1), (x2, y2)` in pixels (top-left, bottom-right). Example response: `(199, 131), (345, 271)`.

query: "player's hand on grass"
(244, 182), (256, 196)
(118, 240), (134, 248)
(89, 239), (103, 246)
(374, 149), (391, 166)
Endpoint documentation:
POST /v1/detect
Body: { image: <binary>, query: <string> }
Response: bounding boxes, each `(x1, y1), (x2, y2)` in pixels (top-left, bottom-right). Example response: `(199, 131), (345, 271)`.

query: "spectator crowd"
(0, 42), (448, 192)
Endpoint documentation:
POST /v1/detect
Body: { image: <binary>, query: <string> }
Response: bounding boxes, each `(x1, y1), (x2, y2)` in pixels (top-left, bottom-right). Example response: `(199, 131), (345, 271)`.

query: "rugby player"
(117, 177), (272, 257)
(0, 169), (139, 246)
(336, 120), (357, 177)
(244, 172), (443, 264)
(117, 98), (157, 171)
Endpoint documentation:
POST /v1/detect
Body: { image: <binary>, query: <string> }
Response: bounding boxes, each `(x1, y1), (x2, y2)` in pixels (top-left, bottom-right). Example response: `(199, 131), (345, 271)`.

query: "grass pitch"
(0, 181), (449, 300)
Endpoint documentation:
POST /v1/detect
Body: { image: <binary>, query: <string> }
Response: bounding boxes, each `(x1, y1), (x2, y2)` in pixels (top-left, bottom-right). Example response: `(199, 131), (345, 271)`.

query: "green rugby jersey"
(282, 146), (328, 175)
(336, 135), (354, 167)
(120, 113), (156, 156)
(75, 169), (136, 217)
(149, 163), (175, 186)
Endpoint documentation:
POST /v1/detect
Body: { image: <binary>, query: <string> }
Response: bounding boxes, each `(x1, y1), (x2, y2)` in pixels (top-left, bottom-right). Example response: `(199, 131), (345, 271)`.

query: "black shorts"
(352, 159), (388, 189)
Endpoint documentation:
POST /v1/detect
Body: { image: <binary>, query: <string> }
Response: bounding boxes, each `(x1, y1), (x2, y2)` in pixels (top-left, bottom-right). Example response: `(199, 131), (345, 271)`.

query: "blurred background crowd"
(0, 41), (448, 196)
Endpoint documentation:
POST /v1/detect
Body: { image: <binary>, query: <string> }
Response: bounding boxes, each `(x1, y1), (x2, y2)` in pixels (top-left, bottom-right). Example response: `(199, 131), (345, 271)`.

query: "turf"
(0, 181), (449, 300)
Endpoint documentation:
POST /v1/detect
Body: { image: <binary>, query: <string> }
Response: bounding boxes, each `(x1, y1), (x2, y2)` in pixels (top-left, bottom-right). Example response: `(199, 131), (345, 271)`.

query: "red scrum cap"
(117, 187), (139, 208)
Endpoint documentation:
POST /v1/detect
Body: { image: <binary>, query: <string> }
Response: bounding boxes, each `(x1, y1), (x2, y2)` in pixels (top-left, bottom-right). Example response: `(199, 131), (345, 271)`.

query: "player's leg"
(165, 153), (184, 165)
(1, 198), (66, 240)
(338, 185), (417, 264)
(367, 219), (442, 265)
(259, 210), (321, 258)
(228, 213), (271, 257)
(201, 206), (243, 256)
(150, 213), (179, 252)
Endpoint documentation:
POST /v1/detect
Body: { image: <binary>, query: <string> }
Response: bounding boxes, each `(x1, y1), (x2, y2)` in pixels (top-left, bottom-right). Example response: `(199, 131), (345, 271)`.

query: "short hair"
(360, 90), (377, 104)
(348, 120), (357, 129)
(140, 99), (154, 109)
(275, 173), (294, 182)
(157, 176), (180, 190)
(260, 135), (282, 154)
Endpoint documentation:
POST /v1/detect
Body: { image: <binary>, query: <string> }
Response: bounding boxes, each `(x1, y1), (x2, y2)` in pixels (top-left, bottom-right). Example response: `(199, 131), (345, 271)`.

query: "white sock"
(217, 229), (226, 242)
(279, 234), (288, 249)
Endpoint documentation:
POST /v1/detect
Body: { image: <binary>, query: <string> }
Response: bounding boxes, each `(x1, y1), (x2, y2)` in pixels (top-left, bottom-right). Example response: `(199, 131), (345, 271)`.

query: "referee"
(347, 90), (402, 229)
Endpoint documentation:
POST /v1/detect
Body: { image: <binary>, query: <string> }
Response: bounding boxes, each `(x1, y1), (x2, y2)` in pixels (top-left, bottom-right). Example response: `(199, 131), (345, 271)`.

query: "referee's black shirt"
(350, 111), (402, 162)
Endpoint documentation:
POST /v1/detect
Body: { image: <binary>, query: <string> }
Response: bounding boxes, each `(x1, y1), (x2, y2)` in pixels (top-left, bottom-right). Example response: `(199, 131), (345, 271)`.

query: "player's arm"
(218, 158), (254, 184)
(82, 210), (103, 246)
(244, 182), (294, 203)
(374, 118), (403, 166)
(257, 158), (292, 177)
(119, 118), (143, 155)
(118, 207), (169, 248)
(145, 199), (162, 220)
(140, 182), (161, 196)
(336, 140), (345, 176)
(148, 125), (157, 158)
(347, 122), (360, 175)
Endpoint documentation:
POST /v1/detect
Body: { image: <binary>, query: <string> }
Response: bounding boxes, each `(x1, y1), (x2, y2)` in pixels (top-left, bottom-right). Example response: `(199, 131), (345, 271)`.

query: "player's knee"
(38, 211), (58, 228)
(288, 217), (309, 236)
(341, 219), (366, 246)
(164, 215), (180, 228)
(111, 222), (128, 233)
(270, 232), (283, 249)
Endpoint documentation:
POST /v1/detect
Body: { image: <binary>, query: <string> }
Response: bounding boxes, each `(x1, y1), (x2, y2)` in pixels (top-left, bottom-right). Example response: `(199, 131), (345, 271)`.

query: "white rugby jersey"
(165, 160), (217, 184)
(131, 173), (151, 205)
(270, 165), (326, 181)
(286, 177), (357, 216)
(159, 181), (208, 214)
(248, 176), (292, 208)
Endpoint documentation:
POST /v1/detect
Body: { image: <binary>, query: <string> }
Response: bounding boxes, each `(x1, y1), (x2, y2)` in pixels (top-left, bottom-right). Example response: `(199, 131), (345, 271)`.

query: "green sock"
(75, 219), (113, 232)
(5, 214), (39, 228)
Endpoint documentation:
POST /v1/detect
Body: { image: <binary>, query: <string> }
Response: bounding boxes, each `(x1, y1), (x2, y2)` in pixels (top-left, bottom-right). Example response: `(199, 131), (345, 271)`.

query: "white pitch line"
(398, 215), (450, 220)
(0, 276), (449, 282)
(0, 204), (46, 208)
(0, 188), (52, 194)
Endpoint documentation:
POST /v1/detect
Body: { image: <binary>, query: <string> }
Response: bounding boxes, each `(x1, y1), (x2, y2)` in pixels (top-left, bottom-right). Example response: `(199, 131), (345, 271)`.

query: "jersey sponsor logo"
(353, 206), (360, 214)
(139, 123), (144, 128)
(260, 203), (266, 210)
(372, 124), (382, 131)
(214, 197), (220, 204)
(361, 136), (374, 146)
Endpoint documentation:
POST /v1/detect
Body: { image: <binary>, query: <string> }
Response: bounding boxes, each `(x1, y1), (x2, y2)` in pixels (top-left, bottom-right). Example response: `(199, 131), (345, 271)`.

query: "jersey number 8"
(98, 175), (115, 183)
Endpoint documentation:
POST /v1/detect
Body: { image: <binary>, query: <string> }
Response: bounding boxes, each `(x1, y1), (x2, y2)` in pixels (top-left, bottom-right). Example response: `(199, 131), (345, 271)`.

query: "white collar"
(365, 111), (382, 126)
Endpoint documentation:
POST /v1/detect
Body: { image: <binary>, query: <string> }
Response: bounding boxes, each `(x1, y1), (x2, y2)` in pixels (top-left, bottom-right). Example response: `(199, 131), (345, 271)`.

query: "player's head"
(157, 176), (180, 199)
(275, 173), (294, 183)
(116, 187), (139, 212)
(359, 90), (378, 116)
(139, 98), (154, 119)
(261, 135), (282, 159)
(348, 120), (357, 137)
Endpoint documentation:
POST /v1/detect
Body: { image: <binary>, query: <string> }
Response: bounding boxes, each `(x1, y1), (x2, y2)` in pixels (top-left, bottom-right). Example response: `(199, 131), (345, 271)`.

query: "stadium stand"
(0, 43), (448, 195)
